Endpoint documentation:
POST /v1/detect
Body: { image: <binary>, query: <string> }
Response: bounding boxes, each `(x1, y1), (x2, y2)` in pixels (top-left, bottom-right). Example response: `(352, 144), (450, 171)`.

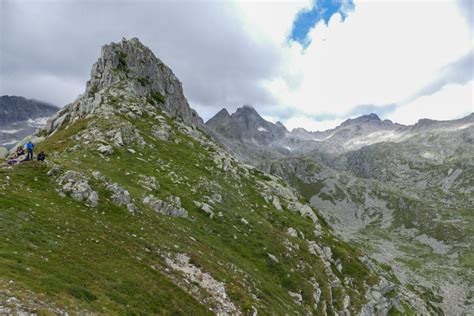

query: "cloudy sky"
(1, 0), (472, 131)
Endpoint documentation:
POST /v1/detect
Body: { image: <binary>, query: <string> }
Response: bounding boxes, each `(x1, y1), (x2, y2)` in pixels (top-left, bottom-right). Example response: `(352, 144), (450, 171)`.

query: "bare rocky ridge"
(206, 107), (473, 159)
(45, 37), (202, 136)
(206, 105), (287, 144)
(206, 106), (291, 162)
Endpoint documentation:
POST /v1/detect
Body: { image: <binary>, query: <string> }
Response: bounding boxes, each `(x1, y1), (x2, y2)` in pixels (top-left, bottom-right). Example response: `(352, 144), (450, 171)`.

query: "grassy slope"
(0, 112), (391, 314)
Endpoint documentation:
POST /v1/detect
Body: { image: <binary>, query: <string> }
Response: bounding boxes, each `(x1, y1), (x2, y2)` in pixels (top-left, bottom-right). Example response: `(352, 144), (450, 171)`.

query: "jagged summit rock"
(275, 121), (286, 129)
(209, 108), (231, 122)
(339, 113), (385, 127)
(45, 37), (202, 134)
(206, 105), (287, 144)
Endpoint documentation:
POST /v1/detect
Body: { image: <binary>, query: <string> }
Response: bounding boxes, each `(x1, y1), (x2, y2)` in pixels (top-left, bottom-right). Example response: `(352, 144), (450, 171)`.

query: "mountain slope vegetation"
(0, 38), (431, 315)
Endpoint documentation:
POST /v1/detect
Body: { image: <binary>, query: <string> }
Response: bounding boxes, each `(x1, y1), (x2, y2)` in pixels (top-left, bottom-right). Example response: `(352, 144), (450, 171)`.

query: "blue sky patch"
(290, 0), (354, 47)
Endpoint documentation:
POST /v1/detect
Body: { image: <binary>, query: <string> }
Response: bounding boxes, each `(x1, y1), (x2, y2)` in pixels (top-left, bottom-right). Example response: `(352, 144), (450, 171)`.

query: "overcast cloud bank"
(1, 0), (472, 132)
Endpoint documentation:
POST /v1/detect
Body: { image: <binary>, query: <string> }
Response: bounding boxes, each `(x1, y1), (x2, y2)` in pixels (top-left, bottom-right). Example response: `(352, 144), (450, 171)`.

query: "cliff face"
(206, 105), (287, 144)
(45, 37), (202, 135)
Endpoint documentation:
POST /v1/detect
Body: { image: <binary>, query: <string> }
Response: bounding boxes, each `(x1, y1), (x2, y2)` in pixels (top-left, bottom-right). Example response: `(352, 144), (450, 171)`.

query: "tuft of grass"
(147, 91), (166, 105)
(137, 77), (151, 87)
(117, 50), (128, 72)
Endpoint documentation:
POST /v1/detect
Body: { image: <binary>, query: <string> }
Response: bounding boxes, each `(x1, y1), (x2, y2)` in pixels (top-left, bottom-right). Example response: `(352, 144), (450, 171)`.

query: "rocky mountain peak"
(340, 113), (382, 127)
(44, 37), (202, 135)
(415, 118), (435, 125)
(85, 37), (161, 96)
(211, 108), (231, 120)
(275, 121), (286, 129)
(292, 127), (309, 133)
(365, 113), (381, 121)
(206, 105), (287, 145)
(234, 105), (259, 117)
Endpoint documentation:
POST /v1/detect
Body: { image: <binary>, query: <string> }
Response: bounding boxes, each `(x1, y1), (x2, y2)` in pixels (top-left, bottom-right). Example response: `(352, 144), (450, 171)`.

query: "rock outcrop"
(44, 37), (202, 136)
(57, 170), (99, 207)
(206, 105), (287, 145)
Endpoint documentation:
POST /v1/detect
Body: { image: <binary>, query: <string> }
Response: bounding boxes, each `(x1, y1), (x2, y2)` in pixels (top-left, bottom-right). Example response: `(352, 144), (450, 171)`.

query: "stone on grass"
(98, 145), (113, 155)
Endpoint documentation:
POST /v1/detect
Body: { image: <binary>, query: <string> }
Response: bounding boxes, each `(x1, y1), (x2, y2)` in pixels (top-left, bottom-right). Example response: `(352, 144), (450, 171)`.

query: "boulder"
(0, 147), (8, 159)
(287, 227), (298, 238)
(272, 196), (283, 211)
(57, 170), (99, 207)
(144, 194), (188, 217)
(193, 201), (215, 219)
(98, 145), (113, 155)
(267, 253), (279, 263)
(288, 291), (303, 305)
(106, 183), (131, 206)
(152, 129), (170, 141)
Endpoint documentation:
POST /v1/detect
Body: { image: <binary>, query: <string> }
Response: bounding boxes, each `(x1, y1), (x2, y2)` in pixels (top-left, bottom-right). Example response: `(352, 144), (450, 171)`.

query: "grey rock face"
(43, 37), (203, 136)
(106, 182), (134, 212)
(206, 105), (287, 144)
(57, 171), (99, 207)
(164, 253), (239, 315)
(97, 144), (113, 155)
(205, 105), (289, 162)
(193, 201), (215, 219)
(143, 194), (188, 217)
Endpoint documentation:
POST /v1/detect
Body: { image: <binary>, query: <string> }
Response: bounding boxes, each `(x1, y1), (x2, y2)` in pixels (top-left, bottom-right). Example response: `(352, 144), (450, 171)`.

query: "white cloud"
(284, 116), (345, 132)
(388, 80), (473, 125)
(1, 0), (471, 131)
(235, 0), (312, 45)
(262, 0), (472, 129)
(1, 73), (83, 106)
(0, 0), (286, 110)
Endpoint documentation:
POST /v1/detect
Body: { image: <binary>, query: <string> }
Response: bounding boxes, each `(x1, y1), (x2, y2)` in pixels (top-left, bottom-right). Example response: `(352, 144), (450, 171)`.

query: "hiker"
(26, 141), (34, 160)
(16, 146), (24, 157)
(37, 151), (46, 162)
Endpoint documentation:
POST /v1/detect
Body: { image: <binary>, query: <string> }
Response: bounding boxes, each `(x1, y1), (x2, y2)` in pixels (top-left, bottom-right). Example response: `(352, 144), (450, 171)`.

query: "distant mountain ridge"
(0, 95), (57, 125)
(206, 105), (474, 315)
(206, 105), (287, 144)
(206, 106), (473, 160)
(0, 95), (58, 148)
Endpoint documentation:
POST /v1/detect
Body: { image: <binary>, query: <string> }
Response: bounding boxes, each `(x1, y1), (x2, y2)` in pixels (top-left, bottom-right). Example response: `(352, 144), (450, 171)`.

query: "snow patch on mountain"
(26, 117), (51, 126)
(0, 129), (22, 134)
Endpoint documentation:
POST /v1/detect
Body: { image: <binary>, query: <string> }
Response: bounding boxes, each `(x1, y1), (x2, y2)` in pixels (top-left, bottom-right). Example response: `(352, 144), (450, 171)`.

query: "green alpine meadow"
(0, 37), (443, 315)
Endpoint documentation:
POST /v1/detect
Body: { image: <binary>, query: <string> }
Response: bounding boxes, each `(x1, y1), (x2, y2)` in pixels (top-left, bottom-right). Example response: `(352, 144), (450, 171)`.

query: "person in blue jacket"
(26, 141), (35, 160)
